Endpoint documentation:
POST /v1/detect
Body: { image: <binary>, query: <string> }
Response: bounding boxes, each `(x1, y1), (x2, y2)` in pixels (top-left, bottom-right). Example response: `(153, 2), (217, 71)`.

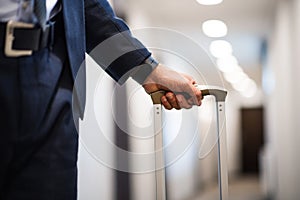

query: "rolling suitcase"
(150, 86), (228, 200)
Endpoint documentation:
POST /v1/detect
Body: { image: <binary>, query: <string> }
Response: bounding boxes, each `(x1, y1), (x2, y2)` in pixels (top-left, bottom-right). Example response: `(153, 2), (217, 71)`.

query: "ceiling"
(128, 0), (275, 35)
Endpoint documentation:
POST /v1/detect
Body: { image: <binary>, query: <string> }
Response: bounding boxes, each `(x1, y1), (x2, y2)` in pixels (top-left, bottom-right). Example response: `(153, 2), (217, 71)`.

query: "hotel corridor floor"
(193, 175), (265, 200)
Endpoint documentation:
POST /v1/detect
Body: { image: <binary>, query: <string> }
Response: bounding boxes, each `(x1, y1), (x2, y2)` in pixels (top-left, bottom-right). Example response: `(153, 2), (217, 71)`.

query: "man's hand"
(142, 64), (202, 110)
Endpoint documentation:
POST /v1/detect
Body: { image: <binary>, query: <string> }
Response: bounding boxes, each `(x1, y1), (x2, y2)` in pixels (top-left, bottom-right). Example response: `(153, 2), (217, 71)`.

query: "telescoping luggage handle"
(150, 86), (228, 200)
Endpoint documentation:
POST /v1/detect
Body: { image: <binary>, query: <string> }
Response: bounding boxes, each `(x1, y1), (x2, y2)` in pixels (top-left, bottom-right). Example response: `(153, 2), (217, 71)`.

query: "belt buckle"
(5, 20), (35, 57)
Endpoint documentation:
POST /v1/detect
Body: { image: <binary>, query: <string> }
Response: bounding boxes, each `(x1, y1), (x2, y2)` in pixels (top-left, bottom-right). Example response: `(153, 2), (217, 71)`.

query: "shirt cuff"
(131, 56), (159, 85)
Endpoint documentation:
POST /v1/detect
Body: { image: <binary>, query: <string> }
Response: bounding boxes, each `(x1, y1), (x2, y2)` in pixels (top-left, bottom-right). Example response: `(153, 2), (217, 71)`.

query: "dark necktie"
(34, 0), (47, 29)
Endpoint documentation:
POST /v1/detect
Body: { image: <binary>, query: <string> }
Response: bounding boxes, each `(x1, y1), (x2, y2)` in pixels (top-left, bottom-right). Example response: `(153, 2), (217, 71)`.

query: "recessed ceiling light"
(223, 71), (248, 84)
(216, 55), (239, 73)
(202, 20), (228, 38)
(196, 0), (223, 6)
(239, 80), (258, 98)
(209, 40), (232, 58)
(233, 78), (257, 93)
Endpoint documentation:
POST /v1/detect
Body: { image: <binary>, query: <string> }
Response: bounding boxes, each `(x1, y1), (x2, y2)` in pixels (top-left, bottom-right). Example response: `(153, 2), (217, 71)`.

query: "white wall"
(78, 56), (115, 200)
(263, 0), (300, 199)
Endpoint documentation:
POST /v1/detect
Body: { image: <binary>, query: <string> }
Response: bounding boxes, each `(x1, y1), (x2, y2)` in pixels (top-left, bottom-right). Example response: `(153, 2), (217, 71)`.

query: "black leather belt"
(0, 21), (55, 57)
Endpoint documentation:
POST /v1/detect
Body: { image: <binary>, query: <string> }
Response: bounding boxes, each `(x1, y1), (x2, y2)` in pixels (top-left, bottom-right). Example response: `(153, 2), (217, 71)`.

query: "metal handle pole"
(153, 104), (166, 200)
(199, 87), (228, 200)
(216, 101), (228, 200)
(151, 91), (167, 200)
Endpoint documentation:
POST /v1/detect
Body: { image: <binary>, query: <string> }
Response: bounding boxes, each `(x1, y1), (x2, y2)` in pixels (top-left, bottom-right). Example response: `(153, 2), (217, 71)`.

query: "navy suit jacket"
(61, 0), (151, 118)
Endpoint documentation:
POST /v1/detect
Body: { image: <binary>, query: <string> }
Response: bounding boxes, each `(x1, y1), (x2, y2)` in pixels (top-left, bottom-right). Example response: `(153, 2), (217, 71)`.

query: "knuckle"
(161, 96), (168, 103)
(177, 98), (183, 105)
(166, 93), (174, 99)
(168, 97), (177, 104)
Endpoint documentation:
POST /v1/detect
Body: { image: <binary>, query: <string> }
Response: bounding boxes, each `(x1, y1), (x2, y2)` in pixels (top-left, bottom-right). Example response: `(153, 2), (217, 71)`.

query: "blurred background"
(77, 0), (300, 199)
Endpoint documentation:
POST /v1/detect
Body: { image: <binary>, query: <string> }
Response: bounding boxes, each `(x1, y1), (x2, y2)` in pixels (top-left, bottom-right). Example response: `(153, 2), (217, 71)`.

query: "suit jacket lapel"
(61, 0), (86, 79)
(62, 0), (86, 119)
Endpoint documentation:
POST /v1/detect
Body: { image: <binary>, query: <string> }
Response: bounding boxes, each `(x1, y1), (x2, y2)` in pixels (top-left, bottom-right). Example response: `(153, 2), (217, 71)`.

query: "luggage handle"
(150, 87), (227, 104)
(150, 86), (228, 200)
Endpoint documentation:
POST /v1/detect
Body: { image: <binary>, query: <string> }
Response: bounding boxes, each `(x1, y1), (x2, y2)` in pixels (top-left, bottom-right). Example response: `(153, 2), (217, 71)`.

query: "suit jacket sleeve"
(84, 0), (151, 84)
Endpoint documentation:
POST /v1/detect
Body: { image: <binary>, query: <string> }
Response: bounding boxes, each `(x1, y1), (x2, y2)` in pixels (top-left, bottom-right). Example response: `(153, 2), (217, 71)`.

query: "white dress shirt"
(0, 0), (58, 22)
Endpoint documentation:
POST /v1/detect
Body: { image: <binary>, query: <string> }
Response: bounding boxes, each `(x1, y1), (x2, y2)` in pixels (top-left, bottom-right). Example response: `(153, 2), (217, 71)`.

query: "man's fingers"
(176, 94), (192, 109)
(163, 92), (193, 110)
(192, 86), (202, 106)
(180, 74), (199, 105)
(166, 92), (180, 110)
(182, 83), (202, 106)
(161, 95), (172, 110)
